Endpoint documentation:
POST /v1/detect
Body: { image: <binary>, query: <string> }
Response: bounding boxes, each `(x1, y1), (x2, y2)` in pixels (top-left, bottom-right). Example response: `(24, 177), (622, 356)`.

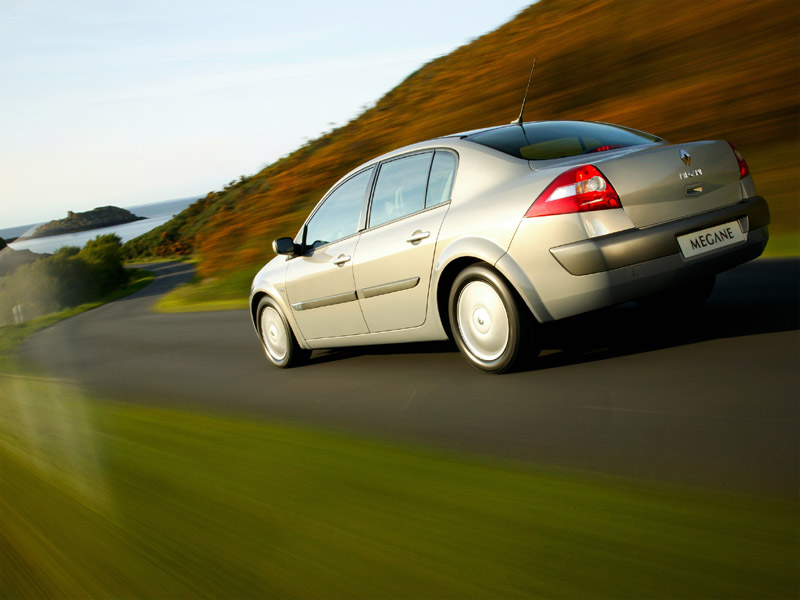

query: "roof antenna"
(510, 57), (537, 126)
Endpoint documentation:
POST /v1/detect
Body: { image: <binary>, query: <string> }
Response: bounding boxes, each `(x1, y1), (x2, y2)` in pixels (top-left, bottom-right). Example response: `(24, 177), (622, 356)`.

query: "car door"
(353, 150), (457, 333)
(284, 167), (373, 341)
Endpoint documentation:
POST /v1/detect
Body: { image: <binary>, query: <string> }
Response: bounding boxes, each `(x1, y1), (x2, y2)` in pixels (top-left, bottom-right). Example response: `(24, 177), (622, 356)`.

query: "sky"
(0, 0), (533, 227)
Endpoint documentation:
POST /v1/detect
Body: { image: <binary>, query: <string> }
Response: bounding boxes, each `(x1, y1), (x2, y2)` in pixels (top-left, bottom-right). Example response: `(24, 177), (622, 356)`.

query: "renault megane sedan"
(249, 120), (769, 373)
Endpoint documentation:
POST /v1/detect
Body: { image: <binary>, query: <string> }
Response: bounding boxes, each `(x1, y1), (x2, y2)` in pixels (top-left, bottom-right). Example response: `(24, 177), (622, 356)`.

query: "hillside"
(123, 0), (799, 281)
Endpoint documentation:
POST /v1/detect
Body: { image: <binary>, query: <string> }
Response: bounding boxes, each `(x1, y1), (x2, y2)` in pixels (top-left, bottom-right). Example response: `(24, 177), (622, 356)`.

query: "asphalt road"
(20, 258), (799, 497)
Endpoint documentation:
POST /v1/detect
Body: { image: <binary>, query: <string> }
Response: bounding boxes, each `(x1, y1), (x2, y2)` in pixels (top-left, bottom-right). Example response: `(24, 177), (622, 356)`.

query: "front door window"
(302, 167), (373, 249)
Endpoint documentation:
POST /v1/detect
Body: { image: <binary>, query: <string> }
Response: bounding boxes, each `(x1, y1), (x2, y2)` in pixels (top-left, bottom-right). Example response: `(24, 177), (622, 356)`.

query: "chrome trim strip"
(291, 290), (358, 311)
(358, 277), (420, 300)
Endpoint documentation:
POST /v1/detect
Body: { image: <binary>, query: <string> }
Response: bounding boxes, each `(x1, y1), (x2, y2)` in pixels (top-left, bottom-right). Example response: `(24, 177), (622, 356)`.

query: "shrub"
(0, 234), (128, 325)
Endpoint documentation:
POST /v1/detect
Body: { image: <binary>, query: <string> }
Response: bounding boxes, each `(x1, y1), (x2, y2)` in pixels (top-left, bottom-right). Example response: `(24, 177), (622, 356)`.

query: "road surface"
(20, 258), (800, 496)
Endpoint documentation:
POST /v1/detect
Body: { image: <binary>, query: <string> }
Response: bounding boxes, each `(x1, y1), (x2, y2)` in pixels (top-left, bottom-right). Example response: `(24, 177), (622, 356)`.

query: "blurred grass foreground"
(1, 376), (797, 599)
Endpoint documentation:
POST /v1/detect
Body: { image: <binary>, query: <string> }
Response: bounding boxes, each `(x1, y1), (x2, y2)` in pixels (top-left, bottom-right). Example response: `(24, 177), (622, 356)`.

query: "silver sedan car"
(250, 120), (769, 373)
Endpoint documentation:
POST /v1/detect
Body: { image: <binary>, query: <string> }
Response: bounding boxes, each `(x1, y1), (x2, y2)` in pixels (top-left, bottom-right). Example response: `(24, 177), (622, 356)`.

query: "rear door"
(353, 150), (457, 333)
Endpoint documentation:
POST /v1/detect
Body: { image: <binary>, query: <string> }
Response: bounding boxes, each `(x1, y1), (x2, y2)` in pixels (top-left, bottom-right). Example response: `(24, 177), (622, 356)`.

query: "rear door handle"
(333, 254), (351, 266)
(406, 231), (431, 244)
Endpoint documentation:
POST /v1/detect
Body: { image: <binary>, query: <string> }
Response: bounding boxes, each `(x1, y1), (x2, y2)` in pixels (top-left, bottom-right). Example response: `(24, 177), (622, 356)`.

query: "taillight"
(525, 165), (621, 218)
(728, 142), (750, 179)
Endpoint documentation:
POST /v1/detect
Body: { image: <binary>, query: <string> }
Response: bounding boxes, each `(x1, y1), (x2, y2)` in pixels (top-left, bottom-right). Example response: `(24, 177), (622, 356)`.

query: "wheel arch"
(249, 287), (310, 350)
(435, 257), (482, 339)
(249, 291), (267, 330)
(432, 237), (548, 336)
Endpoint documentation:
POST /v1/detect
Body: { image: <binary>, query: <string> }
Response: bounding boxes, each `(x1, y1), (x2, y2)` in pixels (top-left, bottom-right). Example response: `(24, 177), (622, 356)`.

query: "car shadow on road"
(305, 258), (799, 372)
(308, 340), (458, 366)
(531, 257), (799, 371)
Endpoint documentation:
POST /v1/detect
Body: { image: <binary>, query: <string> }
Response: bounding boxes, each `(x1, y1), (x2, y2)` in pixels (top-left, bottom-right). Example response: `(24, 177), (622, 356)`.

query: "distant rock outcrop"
(28, 206), (145, 239)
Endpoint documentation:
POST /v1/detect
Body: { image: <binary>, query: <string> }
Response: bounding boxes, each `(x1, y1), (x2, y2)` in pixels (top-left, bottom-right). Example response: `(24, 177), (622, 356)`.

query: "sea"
(2, 196), (200, 255)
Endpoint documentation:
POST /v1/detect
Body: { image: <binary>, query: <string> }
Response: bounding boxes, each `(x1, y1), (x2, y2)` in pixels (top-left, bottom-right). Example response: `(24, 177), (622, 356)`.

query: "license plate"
(677, 221), (746, 258)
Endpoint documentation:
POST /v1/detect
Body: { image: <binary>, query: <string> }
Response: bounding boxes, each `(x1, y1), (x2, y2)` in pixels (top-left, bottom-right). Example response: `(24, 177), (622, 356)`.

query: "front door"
(285, 236), (367, 340)
(284, 167), (373, 341)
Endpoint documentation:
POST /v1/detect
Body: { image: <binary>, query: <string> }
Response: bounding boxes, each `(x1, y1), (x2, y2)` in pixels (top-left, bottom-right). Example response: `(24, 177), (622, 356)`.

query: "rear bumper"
(549, 196), (769, 276)
(499, 196), (769, 322)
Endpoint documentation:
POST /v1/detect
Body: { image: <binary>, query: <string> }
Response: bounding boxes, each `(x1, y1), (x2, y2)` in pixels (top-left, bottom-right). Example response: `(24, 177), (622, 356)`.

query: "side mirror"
(272, 237), (298, 256)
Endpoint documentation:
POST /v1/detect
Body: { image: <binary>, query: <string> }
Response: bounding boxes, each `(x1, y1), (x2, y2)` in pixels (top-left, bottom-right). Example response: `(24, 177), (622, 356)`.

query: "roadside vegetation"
(0, 234), (128, 326)
(120, 0), (799, 312)
(0, 234), (155, 358)
(2, 381), (797, 599)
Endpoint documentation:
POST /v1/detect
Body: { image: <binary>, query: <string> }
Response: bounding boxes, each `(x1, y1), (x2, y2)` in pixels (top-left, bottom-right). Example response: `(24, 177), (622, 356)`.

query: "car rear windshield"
(465, 121), (661, 160)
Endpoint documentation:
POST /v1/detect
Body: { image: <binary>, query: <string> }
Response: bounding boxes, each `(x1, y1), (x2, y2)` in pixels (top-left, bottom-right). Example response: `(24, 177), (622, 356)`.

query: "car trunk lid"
(591, 141), (743, 228)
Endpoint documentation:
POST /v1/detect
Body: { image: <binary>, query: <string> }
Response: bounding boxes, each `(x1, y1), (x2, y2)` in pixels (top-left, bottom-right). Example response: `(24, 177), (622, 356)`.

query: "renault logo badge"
(680, 149), (692, 167)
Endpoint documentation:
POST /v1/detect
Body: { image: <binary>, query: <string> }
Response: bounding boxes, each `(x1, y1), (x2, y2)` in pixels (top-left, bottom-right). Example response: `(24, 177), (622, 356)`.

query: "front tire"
(257, 297), (309, 368)
(448, 265), (530, 373)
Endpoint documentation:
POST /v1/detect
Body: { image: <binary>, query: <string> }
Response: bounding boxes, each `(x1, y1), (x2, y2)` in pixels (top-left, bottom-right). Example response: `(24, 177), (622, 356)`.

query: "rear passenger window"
(369, 152), (433, 228)
(426, 151), (456, 207)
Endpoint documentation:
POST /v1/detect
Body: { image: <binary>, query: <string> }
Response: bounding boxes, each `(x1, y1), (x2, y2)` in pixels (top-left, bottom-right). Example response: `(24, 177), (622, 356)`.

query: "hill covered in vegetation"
(123, 0), (799, 284)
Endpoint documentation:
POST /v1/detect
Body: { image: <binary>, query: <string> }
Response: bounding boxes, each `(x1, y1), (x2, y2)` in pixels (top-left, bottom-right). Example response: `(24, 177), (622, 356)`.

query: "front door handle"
(333, 254), (351, 266)
(406, 230), (431, 244)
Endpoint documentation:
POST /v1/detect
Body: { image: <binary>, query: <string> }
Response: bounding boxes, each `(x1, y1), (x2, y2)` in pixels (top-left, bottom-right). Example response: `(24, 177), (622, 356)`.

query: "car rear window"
(465, 121), (661, 160)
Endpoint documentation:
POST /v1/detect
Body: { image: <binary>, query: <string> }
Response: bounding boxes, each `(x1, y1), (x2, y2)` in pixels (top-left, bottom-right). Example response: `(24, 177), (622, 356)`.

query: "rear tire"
(257, 297), (309, 368)
(448, 265), (532, 373)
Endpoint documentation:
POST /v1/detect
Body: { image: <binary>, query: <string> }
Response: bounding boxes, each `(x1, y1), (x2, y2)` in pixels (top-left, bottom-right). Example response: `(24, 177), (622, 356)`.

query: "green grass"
(762, 231), (800, 258)
(152, 267), (252, 313)
(1, 378), (797, 599)
(154, 295), (246, 313)
(0, 268), (155, 360)
(124, 255), (195, 265)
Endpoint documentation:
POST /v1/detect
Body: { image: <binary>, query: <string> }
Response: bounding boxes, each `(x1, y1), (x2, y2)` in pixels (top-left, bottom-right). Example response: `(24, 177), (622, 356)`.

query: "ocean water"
(4, 196), (199, 254)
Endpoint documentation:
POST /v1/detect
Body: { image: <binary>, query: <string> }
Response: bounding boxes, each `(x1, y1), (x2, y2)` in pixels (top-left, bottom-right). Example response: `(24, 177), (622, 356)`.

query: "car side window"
(426, 151), (457, 207)
(303, 167), (373, 249)
(369, 152), (433, 228)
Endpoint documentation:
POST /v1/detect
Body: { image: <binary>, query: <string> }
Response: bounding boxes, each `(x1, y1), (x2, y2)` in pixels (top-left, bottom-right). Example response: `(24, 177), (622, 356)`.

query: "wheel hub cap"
(457, 281), (509, 362)
(261, 307), (288, 362)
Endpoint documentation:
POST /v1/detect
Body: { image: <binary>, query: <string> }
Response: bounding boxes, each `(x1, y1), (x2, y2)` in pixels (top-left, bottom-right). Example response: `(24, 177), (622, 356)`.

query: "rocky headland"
(28, 206), (145, 239)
